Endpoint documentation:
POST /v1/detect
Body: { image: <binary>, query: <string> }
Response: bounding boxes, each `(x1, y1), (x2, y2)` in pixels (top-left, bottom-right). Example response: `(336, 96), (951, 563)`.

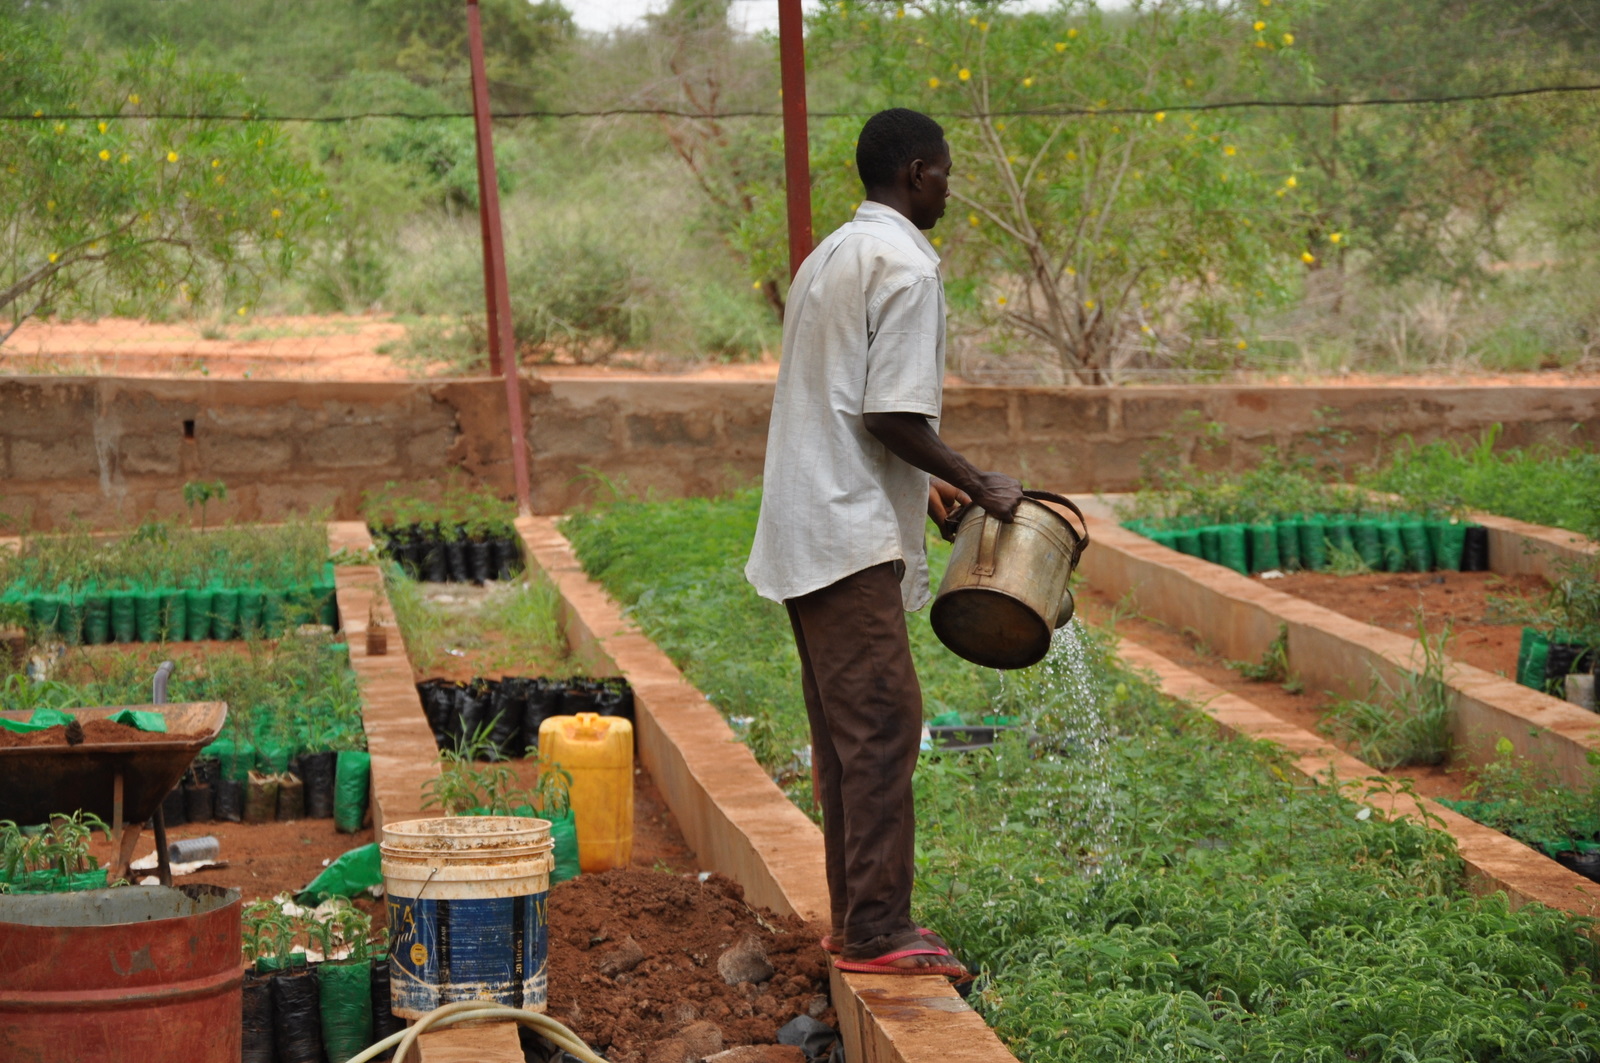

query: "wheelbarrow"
(0, 702), (227, 886)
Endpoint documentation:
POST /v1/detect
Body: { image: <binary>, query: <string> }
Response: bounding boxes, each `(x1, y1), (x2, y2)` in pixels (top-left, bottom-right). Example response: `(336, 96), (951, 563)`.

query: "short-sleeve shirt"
(745, 201), (946, 610)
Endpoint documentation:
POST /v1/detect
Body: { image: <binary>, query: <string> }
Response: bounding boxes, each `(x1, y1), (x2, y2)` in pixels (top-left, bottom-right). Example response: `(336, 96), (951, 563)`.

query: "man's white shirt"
(746, 200), (946, 610)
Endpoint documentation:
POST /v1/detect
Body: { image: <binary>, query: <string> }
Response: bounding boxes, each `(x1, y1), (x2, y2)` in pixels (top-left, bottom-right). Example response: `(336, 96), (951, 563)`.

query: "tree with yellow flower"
(800, 0), (1313, 383)
(0, 14), (324, 344)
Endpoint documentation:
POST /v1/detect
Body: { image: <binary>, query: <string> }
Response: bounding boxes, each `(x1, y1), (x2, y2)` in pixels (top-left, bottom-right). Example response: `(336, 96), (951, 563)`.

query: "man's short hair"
(856, 108), (946, 190)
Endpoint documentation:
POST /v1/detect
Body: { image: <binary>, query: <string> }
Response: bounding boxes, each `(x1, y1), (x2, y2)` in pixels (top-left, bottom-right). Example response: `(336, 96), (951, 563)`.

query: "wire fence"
(5, 81), (1599, 124)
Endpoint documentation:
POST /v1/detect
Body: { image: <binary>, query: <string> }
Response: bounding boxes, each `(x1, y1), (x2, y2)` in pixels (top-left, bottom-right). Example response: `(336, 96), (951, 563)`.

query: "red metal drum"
(0, 884), (243, 1062)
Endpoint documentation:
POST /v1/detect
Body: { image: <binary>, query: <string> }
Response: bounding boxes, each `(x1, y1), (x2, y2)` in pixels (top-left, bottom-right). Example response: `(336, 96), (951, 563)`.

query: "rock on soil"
(546, 868), (832, 1062)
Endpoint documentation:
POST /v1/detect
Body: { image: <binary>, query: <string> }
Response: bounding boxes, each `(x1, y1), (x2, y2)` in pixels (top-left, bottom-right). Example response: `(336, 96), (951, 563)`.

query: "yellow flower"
(1065, 266), (1076, 275)
(271, 208), (282, 218)
(1223, 144), (1236, 156)
(1285, 175), (1297, 187)
(128, 93), (140, 104)
(928, 77), (940, 89)
(931, 236), (942, 247)
(1054, 41), (1067, 52)
(98, 148), (110, 161)
(1007, 154), (1017, 163)
(752, 281), (762, 289)
(894, 6), (904, 16)
(1275, 188), (1286, 197)
(119, 153), (129, 164)
(215, 174), (226, 185)
(968, 213), (980, 226)
(1236, 340), (1248, 349)
(211, 159), (220, 168)
(995, 121), (1006, 130)
(1154, 111), (1166, 122)
(97, 121), (106, 133)
(1329, 232), (1343, 244)
(48, 252), (58, 263)
(1065, 150), (1077, 161)
(1084, 299), (1095, 310)
(1282, 32), (1294, 45)
(166, 150), (178, 162)
(968, 15), (978, 25)
(1022, 77), (1034, 88)
(1255, 39), (1268, 47)
(996, 295), (1007, 306)
(1141, 324), (1151, 334)
(237, 307), (248, 317)
(1301, 251), (1316, 264)
(979, 21), (989, 32)
(53, 122), (64, 133)
(273, 229), (283, 239)
(1253, 20), (1265, 30)
(46, 200), (55, 210)
(1068, 27), (1078, 38)
(958, 68), (971, 81)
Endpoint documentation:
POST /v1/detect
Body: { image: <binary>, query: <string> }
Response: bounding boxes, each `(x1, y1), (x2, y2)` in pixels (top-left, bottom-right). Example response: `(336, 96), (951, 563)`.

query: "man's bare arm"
(864, 411), (1024, 521)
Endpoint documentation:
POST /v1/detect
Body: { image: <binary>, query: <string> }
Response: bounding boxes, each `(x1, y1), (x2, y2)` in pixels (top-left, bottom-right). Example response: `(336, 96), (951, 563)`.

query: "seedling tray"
(927, 723), (1016, 752)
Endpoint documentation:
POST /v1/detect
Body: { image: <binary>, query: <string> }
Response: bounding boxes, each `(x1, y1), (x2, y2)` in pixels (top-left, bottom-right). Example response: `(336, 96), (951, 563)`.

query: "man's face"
(908, 143), (952, 231)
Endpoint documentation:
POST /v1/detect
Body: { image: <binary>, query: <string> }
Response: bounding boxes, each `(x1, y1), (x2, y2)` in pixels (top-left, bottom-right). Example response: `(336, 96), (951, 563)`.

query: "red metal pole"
(467, 0), (532, 514)
(777, 0), (813, 279)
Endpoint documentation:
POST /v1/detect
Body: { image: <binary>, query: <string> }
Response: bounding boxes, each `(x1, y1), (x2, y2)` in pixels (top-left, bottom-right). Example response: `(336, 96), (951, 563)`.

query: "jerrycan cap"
(572, 712), (611, 737)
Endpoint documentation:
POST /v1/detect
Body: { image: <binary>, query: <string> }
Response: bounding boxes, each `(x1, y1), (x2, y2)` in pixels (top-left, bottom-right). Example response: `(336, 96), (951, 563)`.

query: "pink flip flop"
(832, 946), (968, 980)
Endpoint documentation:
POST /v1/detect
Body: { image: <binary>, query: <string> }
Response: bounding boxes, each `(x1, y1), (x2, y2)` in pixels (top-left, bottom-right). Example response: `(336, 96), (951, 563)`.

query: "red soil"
(0, 719), (203, 748)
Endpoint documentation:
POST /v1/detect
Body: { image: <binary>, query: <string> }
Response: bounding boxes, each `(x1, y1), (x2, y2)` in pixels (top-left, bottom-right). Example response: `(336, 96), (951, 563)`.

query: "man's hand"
(927, 478), (971, 525)
(967, 471), (1024, 522)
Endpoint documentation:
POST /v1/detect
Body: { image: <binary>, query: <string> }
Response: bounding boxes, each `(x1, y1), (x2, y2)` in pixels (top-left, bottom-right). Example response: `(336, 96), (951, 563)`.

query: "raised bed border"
(1076, 499), (1600, 789)
(516, 515), (1021, 1063)
(328, 522), (524, 1062)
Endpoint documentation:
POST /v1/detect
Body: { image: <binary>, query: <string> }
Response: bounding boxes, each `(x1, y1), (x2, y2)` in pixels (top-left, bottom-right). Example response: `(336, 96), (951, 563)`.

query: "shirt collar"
(854, 200), (942, 267)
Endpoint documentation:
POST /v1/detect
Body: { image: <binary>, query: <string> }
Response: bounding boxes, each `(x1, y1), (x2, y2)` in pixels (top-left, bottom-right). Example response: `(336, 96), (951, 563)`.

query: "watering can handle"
(1019, 490), (1092, 565)
(939, 489), (1093, 563)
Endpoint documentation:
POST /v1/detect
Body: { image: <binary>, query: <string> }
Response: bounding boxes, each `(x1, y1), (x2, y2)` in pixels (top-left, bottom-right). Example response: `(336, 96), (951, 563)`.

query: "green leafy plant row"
(0, 633), (366, 760)
(563, 490), (1600, 1060)
(0, 517), (332, 599)
(362, 476), (518, 539)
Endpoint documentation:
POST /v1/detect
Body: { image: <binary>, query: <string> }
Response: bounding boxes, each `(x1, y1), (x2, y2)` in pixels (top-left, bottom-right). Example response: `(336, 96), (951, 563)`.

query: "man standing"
(746, 108), (1023, 977)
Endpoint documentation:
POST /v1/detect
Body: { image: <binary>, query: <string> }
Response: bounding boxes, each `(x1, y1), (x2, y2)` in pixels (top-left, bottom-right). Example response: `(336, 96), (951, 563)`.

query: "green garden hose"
(341, 999), (608, 1063)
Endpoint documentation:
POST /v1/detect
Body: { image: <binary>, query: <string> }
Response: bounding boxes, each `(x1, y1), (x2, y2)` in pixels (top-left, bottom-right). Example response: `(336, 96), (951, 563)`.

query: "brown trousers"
(785, 561), (923, 953)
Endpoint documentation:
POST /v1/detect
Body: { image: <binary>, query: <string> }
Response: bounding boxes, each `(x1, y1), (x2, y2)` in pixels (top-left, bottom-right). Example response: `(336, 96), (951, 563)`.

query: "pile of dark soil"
(546, 868), (833, 1062)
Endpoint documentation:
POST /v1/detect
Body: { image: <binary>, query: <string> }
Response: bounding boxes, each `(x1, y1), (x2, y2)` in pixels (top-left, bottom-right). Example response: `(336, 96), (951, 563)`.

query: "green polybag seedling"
(334, 750), (371, 833)
(318, 959), (374, 1063)
(928, 711), (965, 728)
(107, 708), (168, 733)
(299, 843), (382, 902)
(547, 808), (580, 884)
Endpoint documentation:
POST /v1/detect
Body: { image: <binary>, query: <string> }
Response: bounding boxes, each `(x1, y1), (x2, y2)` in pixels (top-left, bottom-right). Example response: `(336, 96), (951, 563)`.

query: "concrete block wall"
(2, 374), (1597, 530)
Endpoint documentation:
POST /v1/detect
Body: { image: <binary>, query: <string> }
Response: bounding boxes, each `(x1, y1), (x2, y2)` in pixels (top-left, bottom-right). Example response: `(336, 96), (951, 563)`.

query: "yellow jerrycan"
(538, 712), (634, 872)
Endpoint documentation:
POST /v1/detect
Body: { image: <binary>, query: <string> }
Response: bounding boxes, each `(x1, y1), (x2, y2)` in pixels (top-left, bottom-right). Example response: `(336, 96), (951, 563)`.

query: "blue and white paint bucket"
(381, 816), (555, 1019)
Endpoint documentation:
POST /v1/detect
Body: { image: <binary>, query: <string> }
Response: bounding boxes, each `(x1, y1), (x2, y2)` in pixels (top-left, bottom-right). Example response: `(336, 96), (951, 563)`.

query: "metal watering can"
(930, 490), (1091, 670)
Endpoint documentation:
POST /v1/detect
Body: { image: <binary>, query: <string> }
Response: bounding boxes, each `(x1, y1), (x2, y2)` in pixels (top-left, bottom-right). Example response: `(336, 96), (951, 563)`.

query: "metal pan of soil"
(0, 702), (226, 827)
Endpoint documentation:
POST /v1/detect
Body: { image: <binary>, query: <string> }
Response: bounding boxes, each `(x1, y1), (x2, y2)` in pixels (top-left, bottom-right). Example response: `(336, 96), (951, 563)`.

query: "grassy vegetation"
(1369, 427), (1600, 539)
(564, 490), (1600, 1061)
(384, 563), (568, 675)
(1316, 619), (1455, 771)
